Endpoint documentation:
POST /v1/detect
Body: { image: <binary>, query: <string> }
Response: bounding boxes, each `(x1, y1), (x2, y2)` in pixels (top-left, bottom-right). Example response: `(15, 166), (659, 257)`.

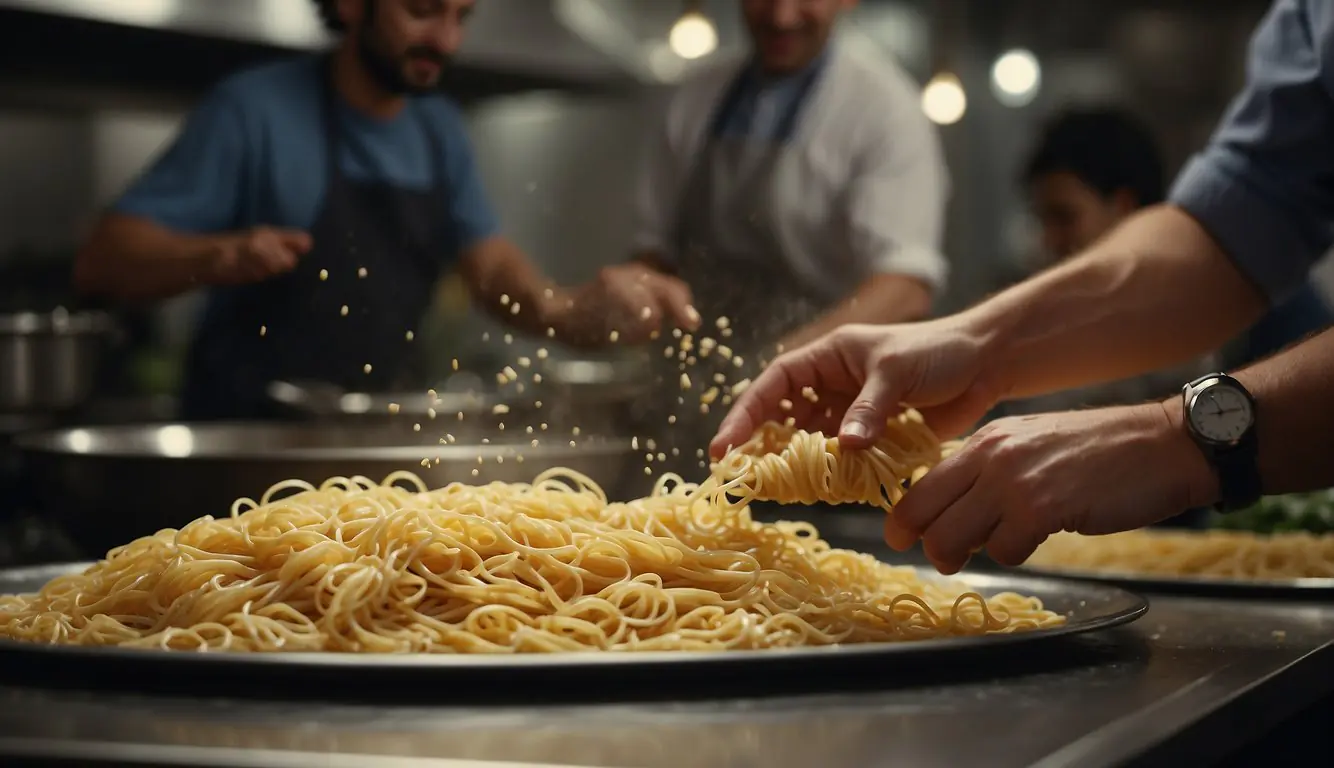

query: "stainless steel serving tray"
(0, 562), (1147, 696)
(1017, 563), (1334, 598)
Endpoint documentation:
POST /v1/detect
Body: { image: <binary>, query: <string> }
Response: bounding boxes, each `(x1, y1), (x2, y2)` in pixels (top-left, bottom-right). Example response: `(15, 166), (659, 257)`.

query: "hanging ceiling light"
(991, 48), (1041, 107)
(922, 72), (967, 125)
(668, 1), (717, 60)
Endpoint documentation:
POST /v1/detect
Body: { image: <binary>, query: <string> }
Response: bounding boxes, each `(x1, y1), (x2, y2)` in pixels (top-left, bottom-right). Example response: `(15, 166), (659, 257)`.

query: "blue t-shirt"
(114, 54), (499, 254)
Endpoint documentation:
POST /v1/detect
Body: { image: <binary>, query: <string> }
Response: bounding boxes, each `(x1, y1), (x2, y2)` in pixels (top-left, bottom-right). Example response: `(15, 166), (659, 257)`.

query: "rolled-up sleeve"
(846, 73), (950, 294)
(1170, 0), (1334, 303)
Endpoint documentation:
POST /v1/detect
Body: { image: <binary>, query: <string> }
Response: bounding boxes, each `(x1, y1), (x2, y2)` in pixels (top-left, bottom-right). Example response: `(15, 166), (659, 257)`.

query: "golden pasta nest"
(709, 408), (942, 511)
(0, 469), (1061, 653)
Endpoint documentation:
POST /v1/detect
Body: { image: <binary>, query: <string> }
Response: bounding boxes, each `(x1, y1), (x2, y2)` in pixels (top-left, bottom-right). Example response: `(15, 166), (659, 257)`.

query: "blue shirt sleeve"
(434, 102), (500, 253)
(112, 89), (248, 233)
(1169, 0), (1334, 303)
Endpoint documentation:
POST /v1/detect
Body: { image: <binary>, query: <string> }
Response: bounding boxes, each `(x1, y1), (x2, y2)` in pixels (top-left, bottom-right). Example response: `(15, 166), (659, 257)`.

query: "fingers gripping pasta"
(711, 409), (942, 511)
(0, 465), (1063, 653)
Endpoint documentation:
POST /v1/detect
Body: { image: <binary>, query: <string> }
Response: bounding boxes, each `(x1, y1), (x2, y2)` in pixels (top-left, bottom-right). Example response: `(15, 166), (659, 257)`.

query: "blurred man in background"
(616, 0), (950, 470)
(73, 0), (662, 421)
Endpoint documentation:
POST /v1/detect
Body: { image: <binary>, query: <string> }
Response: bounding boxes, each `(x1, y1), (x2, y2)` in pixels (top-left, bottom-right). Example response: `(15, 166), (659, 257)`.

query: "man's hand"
(712, 319), (999, 456)
(886, 403), (1219, 574)
(558, 262), (700, 344)
(202, 227), (311, 285)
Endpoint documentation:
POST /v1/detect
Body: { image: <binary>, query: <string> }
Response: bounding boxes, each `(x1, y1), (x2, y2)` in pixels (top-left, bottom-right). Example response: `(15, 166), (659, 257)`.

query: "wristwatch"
(1180, 372), (1261, 512)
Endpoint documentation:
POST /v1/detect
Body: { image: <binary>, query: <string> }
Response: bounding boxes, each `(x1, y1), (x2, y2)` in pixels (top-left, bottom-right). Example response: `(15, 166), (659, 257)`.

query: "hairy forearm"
(965, 205), (1268, 401)
(1230, 327), (1334, 494)
(74, 215), (217, 302)
(460, 237), (567, 337)
(781, 274), (933, 353)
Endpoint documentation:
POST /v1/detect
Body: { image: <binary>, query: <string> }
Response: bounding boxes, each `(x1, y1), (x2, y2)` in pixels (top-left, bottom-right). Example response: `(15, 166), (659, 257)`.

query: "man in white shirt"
(588, 0), (949, 470)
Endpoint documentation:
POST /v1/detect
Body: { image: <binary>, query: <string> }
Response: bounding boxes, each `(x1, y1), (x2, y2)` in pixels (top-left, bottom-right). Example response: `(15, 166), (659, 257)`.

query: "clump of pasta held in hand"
(0, 410), (1062, 653)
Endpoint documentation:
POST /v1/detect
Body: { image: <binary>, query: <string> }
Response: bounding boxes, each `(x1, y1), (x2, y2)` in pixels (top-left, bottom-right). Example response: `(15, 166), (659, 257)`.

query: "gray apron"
(644, 58), (838, 479)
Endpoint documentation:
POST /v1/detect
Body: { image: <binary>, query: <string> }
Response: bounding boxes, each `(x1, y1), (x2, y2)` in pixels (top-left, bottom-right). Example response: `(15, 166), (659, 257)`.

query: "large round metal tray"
(0, 562), (1147, 694)
(1016, 563), (1334, 598)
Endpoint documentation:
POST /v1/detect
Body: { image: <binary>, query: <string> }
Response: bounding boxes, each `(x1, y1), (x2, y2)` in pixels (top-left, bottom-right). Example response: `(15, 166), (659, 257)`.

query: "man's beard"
(356, 22), (448, 95)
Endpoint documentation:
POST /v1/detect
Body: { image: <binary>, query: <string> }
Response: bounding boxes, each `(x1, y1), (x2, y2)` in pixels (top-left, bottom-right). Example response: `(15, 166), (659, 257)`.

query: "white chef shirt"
(633, 38), (951, 298)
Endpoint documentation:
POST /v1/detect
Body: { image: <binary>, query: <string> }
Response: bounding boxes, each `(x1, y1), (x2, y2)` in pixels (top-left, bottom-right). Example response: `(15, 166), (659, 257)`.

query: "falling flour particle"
(668, 415), (677, 424)
(363, 364), (373, 374)
(471, 469), (479, 477)
(388, 403), (400, 414)
(640, 306), (653, 321)
(716, 316), (730, 330)
(451, 358), (459, 371)
(493, 404), (510, 415)
(413, 423), (421, 432)
(802, 386), (819, 403)
(405, 331), (414, 342)
(518, 357), (531, 368)
(500, 294), (510, 306)
(536, 348), (549, 360)
(526, 426), (534, 435)
(319, 269), (329, 281)
(644, 466), (652, 475)
(672, 328), (683, 339)
(340, 305), (349, 317)
(680, 373), (692, 390)
(631, 437), (639, 449)
(259, 325), (267, 337)
(609, 330), (620, 342)
(357, 267), (367, 278)
(779, 399), (793, 412)
(427, 408), (437, 419)
(533, 374), (543, 383)
(482, 332), (490, 342)
(504, 334), (513, 345)
(572, 427), (581, 436)
(730, 378), (752, 396)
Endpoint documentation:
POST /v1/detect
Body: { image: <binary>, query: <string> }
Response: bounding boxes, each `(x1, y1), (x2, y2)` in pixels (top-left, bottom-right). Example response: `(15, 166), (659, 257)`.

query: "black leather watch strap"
(1214, 431), (1262, 512)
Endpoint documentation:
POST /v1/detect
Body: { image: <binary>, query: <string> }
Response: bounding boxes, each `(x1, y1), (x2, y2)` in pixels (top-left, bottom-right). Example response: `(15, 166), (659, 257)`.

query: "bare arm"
(966, 205), (1267, 401)
(1217, 326), (1334, 495)
(74, 214), (218, 302)
(457, 235), (565, 336)
(779, 274), (931, 353)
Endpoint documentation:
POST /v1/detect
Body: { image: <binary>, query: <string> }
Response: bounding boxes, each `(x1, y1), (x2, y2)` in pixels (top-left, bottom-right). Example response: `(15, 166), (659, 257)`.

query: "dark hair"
(1022, 107), (1165, 207)
(313, 0), (345, 33)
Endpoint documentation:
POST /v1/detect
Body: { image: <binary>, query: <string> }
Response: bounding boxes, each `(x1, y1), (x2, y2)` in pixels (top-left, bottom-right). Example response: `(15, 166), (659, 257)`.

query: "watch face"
(1189, 384), (1254, 443)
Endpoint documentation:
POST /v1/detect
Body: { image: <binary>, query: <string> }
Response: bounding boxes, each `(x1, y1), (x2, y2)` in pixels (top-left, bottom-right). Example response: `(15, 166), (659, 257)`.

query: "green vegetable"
(1209, 489), (1334, 534)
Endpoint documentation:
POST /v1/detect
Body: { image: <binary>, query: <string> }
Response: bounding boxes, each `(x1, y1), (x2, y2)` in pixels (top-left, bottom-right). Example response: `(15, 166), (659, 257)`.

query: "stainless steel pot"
(0, 309), (118, 414)
(17, 422), (647, 558)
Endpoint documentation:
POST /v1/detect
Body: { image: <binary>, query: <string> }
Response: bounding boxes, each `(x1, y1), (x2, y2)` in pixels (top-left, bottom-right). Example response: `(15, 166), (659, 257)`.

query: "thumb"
(838, 367), (901, 449)
(654, 276), (699, 331)
(275, 229), (313, 254)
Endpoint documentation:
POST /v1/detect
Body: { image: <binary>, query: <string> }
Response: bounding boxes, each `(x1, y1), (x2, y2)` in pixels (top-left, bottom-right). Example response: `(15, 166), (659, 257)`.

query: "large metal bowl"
(15, 422), (645, 558)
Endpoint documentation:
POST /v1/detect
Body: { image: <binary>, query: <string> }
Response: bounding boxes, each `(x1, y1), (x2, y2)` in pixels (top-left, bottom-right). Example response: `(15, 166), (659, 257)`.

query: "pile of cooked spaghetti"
(711, 408), (942, 511)
(0, 430), (1063, 652)
(1028, 529), (1334, 581)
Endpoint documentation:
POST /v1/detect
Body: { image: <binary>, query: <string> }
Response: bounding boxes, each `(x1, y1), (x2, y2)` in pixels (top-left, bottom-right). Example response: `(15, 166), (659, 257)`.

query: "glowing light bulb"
(991, 49), (1041, 107)
(922, 72), (967, 125)
(669, 11), (718, 60)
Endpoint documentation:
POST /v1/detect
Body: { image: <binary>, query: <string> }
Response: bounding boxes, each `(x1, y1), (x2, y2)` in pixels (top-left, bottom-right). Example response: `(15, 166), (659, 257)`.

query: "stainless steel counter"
(0, 590), (1331, 768)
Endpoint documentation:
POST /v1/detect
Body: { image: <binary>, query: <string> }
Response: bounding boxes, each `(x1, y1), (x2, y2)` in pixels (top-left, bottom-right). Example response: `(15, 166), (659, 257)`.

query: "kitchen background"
(1, 0), (1332, 403)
